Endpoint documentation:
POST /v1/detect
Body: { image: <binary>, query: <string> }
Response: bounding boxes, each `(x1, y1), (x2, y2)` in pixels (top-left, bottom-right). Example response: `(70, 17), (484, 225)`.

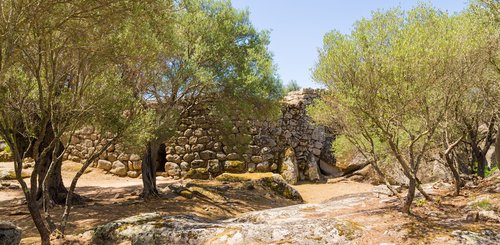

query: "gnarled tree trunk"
(35, 140), (68, 204)
(403, 177), (417, 214)
(496, 127), (499, 169)
(141, 140), (161, 199)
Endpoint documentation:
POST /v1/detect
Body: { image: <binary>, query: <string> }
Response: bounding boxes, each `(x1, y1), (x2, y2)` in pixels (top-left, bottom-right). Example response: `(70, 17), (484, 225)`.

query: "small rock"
(0, 221), (22, 245)
(114, 193), (124, 199)
(127, 171), (140, 178)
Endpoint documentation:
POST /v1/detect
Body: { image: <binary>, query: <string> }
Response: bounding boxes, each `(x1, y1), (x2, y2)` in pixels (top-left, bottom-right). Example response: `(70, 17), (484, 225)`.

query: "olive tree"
(136, 0), (282, 199)
(0, 0), (169, 243)
(311, 5), (478, 214)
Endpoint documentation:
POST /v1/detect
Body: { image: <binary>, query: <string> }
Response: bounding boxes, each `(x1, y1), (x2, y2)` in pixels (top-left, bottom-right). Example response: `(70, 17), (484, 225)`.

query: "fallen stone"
(97, 160), (112, 171)
(307, 154), (321, 181)
(110, 161), (127, 177)
(336, 152), (369, 174)
(0, 221), (22, 245)
(319, 160), (343, 178)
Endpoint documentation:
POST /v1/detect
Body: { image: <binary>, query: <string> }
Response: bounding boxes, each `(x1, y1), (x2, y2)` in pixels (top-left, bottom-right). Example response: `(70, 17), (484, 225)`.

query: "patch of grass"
(471, 199), (493, 211)
(415, 198), (427, 207)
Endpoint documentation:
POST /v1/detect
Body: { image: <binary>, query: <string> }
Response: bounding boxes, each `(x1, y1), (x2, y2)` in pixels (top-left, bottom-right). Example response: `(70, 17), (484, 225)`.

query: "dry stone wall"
(64, 127), (142, 178)
(64, 89), (336, 183)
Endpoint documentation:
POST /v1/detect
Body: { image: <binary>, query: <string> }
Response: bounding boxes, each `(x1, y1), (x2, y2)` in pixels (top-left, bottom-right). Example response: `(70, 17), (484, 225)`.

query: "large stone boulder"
(0, 221), (22, 245)
(280, 147), (299, 184)
(97, 160), (112, 171)
(319, 160), (343, 177)
(110, 161), (127, 177)
(0, 169), (30, 180)
(164, 162), (181, 177)
(336, 152), (369, 174)
(89, 199), (361, 244)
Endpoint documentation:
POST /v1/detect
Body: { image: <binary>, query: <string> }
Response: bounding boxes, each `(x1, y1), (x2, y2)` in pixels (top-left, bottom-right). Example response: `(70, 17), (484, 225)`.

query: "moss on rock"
(257, 175), (303, 201)
(224, 160), (246, 173)
(215, 172), (274, 182)
(0, 169), (31, 180)
(185, 168), (210, 180)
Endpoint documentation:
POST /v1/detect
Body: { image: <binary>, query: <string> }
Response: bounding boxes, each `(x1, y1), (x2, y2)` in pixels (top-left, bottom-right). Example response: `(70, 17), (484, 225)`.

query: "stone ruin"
(64, 89), (340, 183)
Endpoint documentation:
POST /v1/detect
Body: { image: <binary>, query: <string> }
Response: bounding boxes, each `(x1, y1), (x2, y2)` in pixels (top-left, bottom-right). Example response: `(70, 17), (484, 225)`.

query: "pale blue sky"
(231, 0), (469, 88)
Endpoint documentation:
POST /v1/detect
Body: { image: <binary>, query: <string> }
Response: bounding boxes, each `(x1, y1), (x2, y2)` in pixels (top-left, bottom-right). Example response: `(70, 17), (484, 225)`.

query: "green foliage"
(332, 135), (357, 162)
(471, 199), (493, 211)
(283, 80), (301, 94)
(485, 166), (499, 177)
(132, 0), (282, 146)
(3, 144), (10, 154)
(415, 198), (428, 207)
(311, 3), (498, 212)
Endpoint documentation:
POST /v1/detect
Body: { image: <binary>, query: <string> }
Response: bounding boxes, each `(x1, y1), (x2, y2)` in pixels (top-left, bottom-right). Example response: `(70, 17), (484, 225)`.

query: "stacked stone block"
(64, 89), (334, 181)
(64, 126), (142, 178)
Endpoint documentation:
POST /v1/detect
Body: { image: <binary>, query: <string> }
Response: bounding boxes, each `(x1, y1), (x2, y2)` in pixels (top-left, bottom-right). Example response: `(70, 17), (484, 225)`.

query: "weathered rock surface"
(451, 229), (500, 245)
(215, 173), (302, 201)
(110, 161), (127, 177)
(97, 160), (112, 171)
(335, 152), (369, 174)
(0, 169), (30, 180)
(319, 160), (343, 177)
(280, 147), (299, 184)
(89, 197), (362, 245)
(307, 154), (322, 181)
(0, 221), (22, 245)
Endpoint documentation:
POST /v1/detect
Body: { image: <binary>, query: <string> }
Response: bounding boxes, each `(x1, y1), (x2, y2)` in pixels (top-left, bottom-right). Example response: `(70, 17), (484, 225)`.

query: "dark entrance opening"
(156, 143), (167, 172)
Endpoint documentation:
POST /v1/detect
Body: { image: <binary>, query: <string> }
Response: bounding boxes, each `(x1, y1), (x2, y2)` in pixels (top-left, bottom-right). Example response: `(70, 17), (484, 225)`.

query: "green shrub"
(332, 135), (357, 162)
(485, 166), (498, 177)
(471, 199), (493, 211)
(415, 198), (427, 207)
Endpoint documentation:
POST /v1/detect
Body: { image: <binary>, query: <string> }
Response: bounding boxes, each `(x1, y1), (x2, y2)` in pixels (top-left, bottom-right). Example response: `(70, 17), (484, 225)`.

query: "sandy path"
(293, 180), (374, 203)
(0, 161), (175, 202)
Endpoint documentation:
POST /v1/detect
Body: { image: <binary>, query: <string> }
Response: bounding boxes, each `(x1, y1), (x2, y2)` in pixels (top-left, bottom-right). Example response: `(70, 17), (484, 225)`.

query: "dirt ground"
(1, 160), (499, 244)
(1, 161), (302, 244)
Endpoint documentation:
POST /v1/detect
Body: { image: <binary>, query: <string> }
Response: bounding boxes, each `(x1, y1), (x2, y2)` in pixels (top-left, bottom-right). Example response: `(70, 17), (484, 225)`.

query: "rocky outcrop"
(0, 221), (22, 245)
(89, 199), (362, 244)
(215, 173), (303, 201)
(336, 153), (369, 175)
